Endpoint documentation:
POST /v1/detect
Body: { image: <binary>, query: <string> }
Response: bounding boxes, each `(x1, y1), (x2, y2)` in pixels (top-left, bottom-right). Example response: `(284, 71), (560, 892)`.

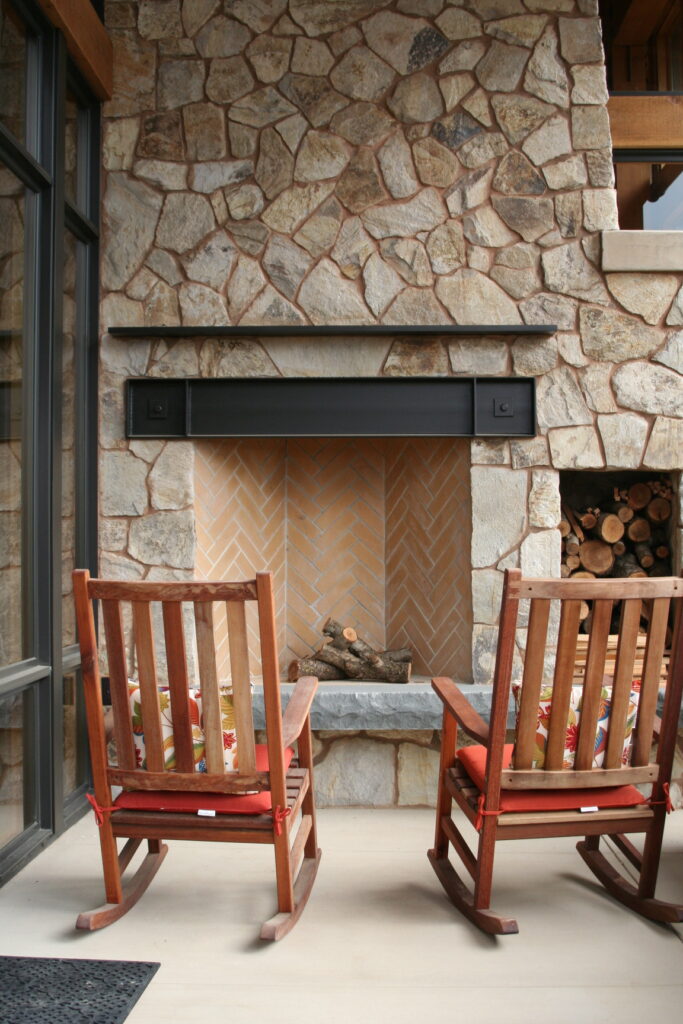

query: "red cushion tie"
(273, 806), (291, 836)
(475, 794), (503, 832)
(648, 782), (673, 814)
(86, 792), (118, 828)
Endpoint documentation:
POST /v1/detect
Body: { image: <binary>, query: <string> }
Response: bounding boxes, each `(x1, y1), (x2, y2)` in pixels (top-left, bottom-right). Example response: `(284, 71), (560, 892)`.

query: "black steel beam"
(127, 376), (536, 439)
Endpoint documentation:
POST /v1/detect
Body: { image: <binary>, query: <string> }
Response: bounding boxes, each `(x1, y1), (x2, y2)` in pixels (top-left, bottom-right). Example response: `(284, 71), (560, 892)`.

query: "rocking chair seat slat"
(456, 745), (646, 816)
(113, 745), (294, 816)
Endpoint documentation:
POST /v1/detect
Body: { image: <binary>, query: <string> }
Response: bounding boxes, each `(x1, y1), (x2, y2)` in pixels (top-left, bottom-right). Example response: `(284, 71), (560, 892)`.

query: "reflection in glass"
(0, 691), (31, 846)
(62, 232), (77, 646)
(64, 92), (79, 206)
(643, 166), (683, 230)
(0, 0), (26, 145)
(0, 163), (24, 668)
(62, 670), (82, 798)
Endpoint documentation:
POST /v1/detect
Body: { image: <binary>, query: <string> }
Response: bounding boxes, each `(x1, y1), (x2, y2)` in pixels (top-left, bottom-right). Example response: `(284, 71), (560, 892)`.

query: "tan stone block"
(183, 103), (226, 161)
(397, 743), (439, 807)
(313, 736), (396, 807)
(370, 730), (434, 745)
(548, 425), (604, 468)
(246, 33), (292, 83)
(470, 438), (510, 464)
(103, 117), (139, 170)
(571, 105), (611, 150)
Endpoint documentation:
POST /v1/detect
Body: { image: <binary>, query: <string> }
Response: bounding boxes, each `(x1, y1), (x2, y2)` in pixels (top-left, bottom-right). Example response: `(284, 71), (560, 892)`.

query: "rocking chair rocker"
(73, 569), (321, 940)
(429, 569), (683, 934)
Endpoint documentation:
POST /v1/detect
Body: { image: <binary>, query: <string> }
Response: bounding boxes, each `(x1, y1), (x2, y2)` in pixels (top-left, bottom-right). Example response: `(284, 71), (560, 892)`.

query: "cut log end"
(578, 539), (615, 576)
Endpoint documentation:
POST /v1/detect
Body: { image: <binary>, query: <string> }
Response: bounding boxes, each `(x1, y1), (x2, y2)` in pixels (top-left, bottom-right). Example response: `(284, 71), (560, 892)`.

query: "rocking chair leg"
(261, 849), (322, 941)
(297, 723), (319, 860)
(433, 710), (457, 860)
(98, 822), (124, 905)
(427, 849), (519, 935)
(638, 811), (667, 899)
(76, 841), (168, 931)
(473, 819), (497, 911)
(577, 838), (683, 924)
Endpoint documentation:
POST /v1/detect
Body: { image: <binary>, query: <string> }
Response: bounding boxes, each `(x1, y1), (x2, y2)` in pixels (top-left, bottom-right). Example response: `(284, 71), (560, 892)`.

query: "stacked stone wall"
(98, 1), (683, 801)
(101, 0), (681, 676)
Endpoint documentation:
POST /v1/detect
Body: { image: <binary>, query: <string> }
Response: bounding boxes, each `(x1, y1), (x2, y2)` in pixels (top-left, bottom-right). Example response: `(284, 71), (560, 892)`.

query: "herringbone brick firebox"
(194, 436), (472, 683)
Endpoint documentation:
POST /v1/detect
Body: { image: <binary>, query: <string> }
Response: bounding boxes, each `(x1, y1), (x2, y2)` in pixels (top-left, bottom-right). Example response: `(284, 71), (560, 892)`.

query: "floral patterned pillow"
(512, 680), (641, 769)
(128, 682), (238, 772)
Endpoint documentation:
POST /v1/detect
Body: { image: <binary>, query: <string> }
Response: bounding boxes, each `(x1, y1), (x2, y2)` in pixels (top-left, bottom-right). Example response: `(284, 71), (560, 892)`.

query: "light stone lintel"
(602, 230), (683, 272)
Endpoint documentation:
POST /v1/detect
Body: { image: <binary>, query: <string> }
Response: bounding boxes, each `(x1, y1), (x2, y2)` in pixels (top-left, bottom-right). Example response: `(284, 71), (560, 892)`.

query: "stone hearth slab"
(253, 681), (679, 731)
(253, 680), (513, 731)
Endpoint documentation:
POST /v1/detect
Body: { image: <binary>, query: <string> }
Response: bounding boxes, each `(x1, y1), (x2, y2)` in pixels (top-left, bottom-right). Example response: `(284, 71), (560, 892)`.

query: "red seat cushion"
(113, 745), (294, 816)
(456, 744), (646, 814)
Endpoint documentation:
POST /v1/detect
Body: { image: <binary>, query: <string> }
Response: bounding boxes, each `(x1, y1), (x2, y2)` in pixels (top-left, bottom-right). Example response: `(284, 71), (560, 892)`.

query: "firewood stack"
(288, 617), (412, 683)
(560, 480), (673, 592)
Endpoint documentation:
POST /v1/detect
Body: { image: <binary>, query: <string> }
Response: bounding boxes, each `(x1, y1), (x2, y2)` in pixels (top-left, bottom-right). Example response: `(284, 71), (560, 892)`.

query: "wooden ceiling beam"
(609, 93), (683, 147)
(37, 0), (112, 100)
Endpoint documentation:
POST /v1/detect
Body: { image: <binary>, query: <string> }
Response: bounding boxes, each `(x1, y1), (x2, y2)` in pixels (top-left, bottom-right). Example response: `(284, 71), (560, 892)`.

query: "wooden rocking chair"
(429, 569), (683, 935)
(73, 569), (321, 940)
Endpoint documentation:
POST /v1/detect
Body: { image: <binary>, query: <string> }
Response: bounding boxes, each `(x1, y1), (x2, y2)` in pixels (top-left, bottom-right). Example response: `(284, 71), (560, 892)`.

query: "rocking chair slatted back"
(227, 600), (257, 773)
(544, 599), (582, 771)
(83, 575), (281, 797)
(101, 598), (137, 772)
(162, 600), (194, 773)
(502, 573), (680, 790)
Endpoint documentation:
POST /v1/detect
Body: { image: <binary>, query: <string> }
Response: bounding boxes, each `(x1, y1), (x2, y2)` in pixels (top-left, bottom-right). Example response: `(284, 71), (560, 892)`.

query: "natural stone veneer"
(100, 1), (682, 715)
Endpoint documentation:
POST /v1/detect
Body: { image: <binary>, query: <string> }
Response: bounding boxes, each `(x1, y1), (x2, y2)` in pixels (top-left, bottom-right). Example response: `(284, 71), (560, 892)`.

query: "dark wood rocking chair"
(429, 569), (683, 935)
(73, 569), (321, 940)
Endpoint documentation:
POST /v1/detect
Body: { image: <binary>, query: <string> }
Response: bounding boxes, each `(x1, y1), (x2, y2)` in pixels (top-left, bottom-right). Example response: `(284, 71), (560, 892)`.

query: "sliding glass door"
(0, 0), (98, 884)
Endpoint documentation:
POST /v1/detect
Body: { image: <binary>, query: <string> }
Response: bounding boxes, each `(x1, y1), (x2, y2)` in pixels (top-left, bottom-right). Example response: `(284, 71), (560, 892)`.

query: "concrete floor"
(1, 807), (682, 1024)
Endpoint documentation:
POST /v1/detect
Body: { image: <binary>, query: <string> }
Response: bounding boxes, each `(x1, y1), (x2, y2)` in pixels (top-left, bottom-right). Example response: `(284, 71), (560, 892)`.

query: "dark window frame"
(0, 0), (99, 885)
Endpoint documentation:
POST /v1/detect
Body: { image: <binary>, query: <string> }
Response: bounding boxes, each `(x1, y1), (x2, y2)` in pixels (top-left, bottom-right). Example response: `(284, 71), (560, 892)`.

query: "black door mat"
(0, 956), (160, 1024)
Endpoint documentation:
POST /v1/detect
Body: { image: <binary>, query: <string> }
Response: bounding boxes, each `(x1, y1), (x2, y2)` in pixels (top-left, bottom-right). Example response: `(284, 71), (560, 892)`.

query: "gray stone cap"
(253, 678), (680, 731)
(253, 678), (514, 731)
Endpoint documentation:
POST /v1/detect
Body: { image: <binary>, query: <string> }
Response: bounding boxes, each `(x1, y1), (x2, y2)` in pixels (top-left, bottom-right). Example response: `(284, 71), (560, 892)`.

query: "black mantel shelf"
(108, 324), (556, 338)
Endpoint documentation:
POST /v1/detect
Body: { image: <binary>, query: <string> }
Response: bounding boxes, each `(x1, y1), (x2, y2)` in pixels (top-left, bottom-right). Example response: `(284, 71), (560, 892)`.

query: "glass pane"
(62, 232), (77, 646)
(0, 164), (25, 668)
(0, 690), (33, 846)
(644, 166), (683, 230)
(64, 92), (79, 207)
(0, 0), (26, 145)
(63, 670), (83, 798)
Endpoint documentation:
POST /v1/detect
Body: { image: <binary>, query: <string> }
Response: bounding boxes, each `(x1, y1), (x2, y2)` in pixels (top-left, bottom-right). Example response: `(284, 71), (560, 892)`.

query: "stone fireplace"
(98, 1), (683, 804)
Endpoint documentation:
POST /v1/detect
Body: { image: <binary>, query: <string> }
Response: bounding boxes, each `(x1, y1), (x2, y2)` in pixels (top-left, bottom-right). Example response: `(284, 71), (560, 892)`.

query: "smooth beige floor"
(1, 807), (682, 1024)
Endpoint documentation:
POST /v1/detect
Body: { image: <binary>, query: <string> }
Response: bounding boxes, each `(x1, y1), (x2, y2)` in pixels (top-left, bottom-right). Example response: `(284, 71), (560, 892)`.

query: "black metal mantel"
(117, 323), (550, 440)
(109, 323), (555, 338)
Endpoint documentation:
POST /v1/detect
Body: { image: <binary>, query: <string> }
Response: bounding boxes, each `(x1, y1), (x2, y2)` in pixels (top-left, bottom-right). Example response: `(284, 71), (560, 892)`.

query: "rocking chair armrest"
(282, 676), (318, 748)
(432, 677), (490, 745)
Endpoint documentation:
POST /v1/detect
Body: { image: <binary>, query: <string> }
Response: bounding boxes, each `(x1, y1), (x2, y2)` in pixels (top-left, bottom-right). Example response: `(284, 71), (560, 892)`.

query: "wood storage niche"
(559, 470), (677, 642)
